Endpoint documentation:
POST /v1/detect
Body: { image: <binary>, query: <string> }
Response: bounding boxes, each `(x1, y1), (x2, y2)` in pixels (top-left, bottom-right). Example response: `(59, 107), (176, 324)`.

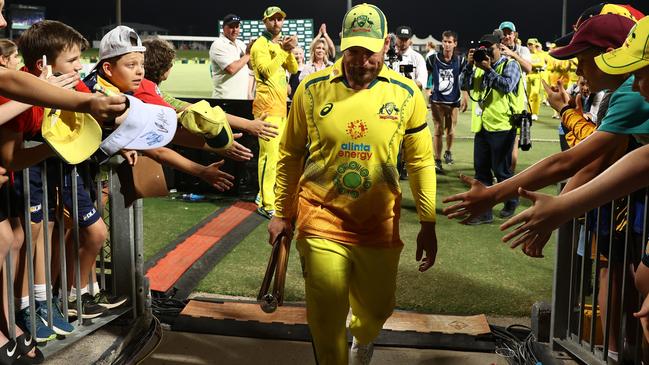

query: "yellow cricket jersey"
(529, 51), (546, 75)
(250, 31), (298, 117)
(274, 59), (436, 248)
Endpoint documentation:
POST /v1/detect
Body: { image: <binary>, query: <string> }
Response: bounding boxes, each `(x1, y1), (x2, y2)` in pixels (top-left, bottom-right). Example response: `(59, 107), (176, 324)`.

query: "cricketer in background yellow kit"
(526, 38), (546, 120)
(250, 5), (298, 218)
(268, 4), (438, 364)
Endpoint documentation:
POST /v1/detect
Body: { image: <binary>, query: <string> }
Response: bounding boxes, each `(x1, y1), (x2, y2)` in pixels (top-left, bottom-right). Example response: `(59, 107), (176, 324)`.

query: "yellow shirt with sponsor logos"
(274, 59), (436, 248)
(250, 31), (298, 117)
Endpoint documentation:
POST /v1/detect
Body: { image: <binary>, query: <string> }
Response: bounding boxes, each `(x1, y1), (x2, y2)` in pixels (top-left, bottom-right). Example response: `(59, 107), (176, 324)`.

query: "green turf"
(193, 103), (563, 316)
(142, 195), (223, 261)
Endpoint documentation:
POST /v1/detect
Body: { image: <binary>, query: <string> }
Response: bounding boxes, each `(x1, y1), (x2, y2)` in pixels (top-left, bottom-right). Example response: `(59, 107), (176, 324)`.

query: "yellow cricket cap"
(595, 16), (649, 75)
(179, 100), (233, 149)
(41, 109), (102, 165)
(341, 3), (388, 53)
(263, 6), (286, 20)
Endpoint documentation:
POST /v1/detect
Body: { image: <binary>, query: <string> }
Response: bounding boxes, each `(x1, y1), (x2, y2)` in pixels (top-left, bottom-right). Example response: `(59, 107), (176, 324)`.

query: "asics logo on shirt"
(320, 103), (334, 116)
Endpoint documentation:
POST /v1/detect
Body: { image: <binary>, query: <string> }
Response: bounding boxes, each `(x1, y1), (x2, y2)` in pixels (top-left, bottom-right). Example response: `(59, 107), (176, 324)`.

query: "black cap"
(223, 14), (241, 26)
(395, 26), (413, 39)
(479, 34), (500, 46)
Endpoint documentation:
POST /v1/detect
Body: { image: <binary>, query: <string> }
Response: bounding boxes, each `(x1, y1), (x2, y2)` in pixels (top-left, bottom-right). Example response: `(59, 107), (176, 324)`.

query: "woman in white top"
(299, 38), (333, 82)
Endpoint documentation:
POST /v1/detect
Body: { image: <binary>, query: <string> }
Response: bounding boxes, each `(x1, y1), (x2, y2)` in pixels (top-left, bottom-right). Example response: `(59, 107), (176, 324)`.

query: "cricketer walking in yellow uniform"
(268, 4), (438, 364)
(250, 6), (298, 217)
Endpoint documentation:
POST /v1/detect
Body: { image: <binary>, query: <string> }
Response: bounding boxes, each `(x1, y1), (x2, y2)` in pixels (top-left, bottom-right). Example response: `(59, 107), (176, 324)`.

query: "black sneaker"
(93, 290), (129, 309)
(443, 150), (454, 164)
(499, 201), (519, 218)
(435, 159), (444, 174)
(466, 211), (494, 225)
(67, 293), (107, 319)
(256, 207), (274, 220)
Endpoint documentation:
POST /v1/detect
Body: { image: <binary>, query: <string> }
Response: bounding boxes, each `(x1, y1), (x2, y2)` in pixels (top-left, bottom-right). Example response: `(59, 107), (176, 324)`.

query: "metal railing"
(551, 186), (648, 364)
(6, 156), (147, 358)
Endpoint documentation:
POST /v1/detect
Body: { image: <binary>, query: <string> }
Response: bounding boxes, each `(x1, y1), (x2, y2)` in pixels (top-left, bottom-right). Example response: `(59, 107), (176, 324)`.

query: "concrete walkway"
(143, 330), (503, 365)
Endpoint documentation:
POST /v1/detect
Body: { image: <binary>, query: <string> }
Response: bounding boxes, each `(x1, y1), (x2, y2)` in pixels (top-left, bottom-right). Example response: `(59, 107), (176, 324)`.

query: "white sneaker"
(531, 114), (538, 121)
(350, 337), (374, 365)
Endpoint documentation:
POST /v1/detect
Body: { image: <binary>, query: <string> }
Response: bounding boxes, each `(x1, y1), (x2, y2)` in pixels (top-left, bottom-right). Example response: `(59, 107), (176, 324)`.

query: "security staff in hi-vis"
(268, 3), (438, 365)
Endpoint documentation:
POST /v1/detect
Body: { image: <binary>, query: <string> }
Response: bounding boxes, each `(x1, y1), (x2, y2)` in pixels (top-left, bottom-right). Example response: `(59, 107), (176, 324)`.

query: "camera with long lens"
(473, 46), (493, 63)
(511, 111), (533, 151)
(386, 33), (402, 68)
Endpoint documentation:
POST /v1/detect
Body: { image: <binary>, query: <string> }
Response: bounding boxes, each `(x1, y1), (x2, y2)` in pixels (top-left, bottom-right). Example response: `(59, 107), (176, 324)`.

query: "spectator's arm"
(0, 69), (126, 120)
(0, 100), (32, 126)
(209, 41), (247, 75)
(141, 146), (234, 191)
(224, 55), (250, 75)
(0, 125), (55, 171)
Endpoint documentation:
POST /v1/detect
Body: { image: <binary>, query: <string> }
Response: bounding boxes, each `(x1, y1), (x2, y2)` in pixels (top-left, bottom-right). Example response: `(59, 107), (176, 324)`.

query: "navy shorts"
(12, 163), (101, 228)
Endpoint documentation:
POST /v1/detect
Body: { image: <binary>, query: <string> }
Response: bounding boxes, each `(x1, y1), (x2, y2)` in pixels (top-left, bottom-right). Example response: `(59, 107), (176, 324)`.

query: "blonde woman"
(299, 38), (333, 82)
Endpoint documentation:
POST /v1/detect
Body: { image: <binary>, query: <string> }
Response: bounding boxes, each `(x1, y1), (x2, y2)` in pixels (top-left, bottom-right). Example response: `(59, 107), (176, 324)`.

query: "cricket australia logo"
(351, 15), (374, 32)
(333, 161), (372, 199)
(346, 120), (368, 139)
(378, 102), (399, 120)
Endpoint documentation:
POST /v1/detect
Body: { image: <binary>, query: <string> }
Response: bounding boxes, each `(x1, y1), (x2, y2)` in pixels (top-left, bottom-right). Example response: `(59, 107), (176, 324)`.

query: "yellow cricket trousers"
(296, 237), (402, 365)
(255, 114), (286, 212)
(527, 73), (542, 115)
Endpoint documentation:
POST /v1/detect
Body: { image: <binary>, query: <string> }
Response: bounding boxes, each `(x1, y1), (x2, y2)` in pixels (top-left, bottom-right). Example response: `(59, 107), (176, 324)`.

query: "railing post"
(108, 162), (138, 319)
(551, 183), (573, 349)
(551, 219), (573, 349)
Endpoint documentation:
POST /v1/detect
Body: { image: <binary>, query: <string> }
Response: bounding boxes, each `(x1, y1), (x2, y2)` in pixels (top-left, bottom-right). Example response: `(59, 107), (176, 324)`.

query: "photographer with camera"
(391, 26), (428, 90)
(459, 33), (526, 224)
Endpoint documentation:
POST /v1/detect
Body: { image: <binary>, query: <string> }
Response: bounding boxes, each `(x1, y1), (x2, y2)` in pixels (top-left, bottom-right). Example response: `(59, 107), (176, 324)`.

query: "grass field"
(144, 63), (564, 316)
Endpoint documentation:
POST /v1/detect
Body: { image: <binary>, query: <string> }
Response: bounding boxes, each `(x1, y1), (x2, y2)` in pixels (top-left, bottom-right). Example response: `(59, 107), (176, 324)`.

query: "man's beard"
(346, 64), (382, 87)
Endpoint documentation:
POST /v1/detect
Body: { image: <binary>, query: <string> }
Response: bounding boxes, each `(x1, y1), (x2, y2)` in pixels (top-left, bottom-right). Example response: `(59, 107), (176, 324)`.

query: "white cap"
(100, 95), (177, 156)
(99, 25), (146, 60)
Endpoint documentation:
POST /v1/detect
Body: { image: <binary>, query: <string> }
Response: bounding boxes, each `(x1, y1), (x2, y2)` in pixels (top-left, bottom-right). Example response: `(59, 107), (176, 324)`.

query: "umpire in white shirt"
(210, 14), (250, 99)
(393, 25), (427, 90)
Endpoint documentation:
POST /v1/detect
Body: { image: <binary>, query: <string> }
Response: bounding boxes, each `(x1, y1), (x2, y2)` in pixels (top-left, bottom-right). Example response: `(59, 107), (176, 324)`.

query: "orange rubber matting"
(146, 202), (257, 292)
(181, 300), (491, 336)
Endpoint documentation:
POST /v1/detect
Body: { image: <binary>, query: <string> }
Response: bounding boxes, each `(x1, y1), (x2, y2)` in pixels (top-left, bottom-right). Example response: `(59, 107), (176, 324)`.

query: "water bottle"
(181, 193), (205, 202)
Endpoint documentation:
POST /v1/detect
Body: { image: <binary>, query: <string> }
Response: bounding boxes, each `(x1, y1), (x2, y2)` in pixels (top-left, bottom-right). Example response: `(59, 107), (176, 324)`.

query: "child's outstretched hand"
(199, 160), (234, 192)
(88, 94), (128, 121)
(120, 149), (138, 166)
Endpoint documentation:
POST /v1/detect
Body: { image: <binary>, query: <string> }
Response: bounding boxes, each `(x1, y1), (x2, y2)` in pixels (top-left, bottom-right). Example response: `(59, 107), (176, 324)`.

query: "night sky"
(10, 0), (649, 48)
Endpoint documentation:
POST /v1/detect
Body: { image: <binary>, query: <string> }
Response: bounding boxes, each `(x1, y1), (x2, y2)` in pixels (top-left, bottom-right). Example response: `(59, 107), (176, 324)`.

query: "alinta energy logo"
(378, 102), (399, 120)
(339, 120), (372, 160)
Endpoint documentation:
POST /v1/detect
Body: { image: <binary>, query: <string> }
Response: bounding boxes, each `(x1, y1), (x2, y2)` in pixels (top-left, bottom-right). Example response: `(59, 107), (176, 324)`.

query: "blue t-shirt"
(427, 53), (466, 105)
(598, 75), (649, 143)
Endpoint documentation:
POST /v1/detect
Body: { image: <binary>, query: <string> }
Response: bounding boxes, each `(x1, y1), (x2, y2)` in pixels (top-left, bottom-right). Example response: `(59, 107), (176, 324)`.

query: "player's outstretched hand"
(416, 222), (437, 272)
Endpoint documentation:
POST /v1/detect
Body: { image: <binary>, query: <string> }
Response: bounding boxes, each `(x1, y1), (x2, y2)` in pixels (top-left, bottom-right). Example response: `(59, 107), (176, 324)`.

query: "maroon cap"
(550, 14), (636, 60)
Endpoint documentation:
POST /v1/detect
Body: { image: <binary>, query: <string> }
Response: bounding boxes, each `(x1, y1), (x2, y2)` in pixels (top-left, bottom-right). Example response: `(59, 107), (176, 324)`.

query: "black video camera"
(511, 111), (533, 151)
(399, 64), (414, 78)
(473, 46), (493, 63)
